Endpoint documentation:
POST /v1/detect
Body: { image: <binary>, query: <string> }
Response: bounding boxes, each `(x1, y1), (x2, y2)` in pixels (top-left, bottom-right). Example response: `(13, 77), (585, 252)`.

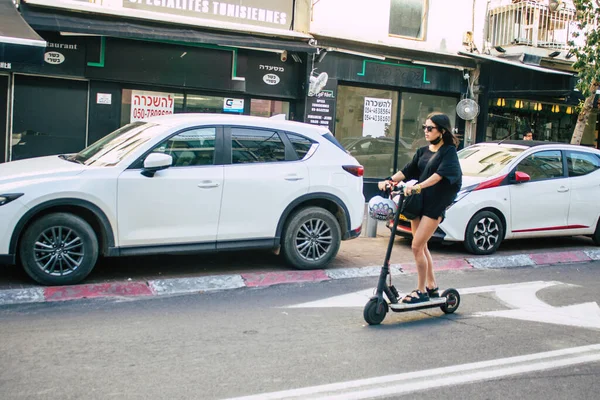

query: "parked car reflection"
(340, 136), (413, 178)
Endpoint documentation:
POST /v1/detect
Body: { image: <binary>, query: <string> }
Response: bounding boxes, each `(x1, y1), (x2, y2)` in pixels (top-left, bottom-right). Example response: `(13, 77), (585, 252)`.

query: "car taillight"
(342, 165), (364, 177)
(473, 174), (508, 191)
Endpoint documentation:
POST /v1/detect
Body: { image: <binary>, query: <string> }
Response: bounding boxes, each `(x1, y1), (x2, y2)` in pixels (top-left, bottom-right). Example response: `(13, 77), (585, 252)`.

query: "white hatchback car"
(392, 141), (600, 254)
(0, 114), (365, 285)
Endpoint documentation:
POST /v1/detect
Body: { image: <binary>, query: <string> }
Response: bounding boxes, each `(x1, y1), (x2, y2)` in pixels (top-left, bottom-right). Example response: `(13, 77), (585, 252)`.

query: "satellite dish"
(308, 71), (328, 97)
(456, 98), (480, 121)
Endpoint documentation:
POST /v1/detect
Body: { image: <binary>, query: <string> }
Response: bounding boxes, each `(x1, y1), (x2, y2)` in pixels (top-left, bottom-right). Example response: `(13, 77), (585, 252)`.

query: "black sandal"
(426, 286), (439, 298)
(401, 290), (429, 304)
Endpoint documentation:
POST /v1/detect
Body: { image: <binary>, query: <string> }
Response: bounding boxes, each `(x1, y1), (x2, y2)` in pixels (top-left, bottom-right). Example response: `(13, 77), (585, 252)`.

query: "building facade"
(1, 0), (315, 163)
(468, 0), (596, 147)
(303, 0), (480, 198)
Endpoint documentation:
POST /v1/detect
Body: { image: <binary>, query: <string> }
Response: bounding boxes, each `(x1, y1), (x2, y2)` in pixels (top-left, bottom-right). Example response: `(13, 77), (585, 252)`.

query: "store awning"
(0, 0), (46, 64)
(458, 51), (575, 76)
(20, 4), (317, 54)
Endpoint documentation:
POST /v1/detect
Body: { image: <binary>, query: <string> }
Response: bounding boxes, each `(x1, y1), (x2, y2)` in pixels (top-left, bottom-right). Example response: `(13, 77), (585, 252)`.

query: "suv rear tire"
(281, 207), (341, 270)
(19, 213), (99, 286)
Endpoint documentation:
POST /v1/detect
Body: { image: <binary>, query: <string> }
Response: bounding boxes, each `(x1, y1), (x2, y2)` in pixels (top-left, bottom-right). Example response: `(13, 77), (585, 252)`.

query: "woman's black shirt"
(400, 144), (462, 220)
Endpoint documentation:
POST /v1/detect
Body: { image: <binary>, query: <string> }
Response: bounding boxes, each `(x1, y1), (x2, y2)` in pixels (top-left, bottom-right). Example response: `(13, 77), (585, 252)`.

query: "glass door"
(11, 75), (88, 161)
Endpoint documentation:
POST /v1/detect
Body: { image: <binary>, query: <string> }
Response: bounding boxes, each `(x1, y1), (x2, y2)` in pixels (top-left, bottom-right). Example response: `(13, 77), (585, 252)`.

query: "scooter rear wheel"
(440, 288), (460, 314)
(363, 298), (388, 325)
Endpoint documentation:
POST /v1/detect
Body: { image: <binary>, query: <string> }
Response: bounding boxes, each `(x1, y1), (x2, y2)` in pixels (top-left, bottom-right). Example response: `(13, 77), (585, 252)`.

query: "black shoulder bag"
(399, 189), (423, 220)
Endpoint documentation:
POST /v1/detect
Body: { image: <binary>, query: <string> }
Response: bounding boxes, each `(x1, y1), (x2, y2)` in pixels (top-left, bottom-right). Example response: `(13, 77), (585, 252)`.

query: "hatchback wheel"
(464, 210), (504, 255)
(19, 213), (99, 286)
(282, 207), (341, 270)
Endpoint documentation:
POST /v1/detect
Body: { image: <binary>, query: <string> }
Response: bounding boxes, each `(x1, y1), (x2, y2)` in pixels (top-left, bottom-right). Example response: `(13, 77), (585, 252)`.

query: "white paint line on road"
(0, 288), (45, 305)
(467, 254), (535, 269)
(149, 274), (245, 295)
(222, 344), (600, 400)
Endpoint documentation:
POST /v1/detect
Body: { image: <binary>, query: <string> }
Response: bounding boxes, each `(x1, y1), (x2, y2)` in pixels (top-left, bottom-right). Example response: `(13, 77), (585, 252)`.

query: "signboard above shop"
(41, 0), (295, 31)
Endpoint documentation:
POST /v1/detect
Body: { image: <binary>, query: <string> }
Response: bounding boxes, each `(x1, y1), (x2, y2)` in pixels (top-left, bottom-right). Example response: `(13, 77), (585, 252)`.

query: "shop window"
(516, 150), (564, 181)
(186, 94), (232, 114)
(399, 92), (458, 168)
(231, 128), (285, 164)
(567, 151), (600, 177)
(250, 99), (290, 119)
(335, 86), (398, 179)
(151, 128), (216, 167)
(389, 0), (428, 40)
(286, 133), (314, 160)
(120, 89), (183, 126)
(487, 98), (584, 144)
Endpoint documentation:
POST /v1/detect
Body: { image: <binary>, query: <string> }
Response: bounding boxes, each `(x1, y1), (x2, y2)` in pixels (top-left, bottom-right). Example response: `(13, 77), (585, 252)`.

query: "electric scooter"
(363, 183), (460, 325)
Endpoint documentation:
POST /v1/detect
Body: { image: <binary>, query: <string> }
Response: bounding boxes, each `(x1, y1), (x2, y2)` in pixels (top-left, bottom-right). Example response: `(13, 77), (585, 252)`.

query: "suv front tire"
(19, 213), (99, 286)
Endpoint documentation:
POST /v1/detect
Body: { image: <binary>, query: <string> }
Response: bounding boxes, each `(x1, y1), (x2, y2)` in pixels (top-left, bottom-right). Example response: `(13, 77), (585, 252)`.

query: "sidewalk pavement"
(1, 219), (599, 307)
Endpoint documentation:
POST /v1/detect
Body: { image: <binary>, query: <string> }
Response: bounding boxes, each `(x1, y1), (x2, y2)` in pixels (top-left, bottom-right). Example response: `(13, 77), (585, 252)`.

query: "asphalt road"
(0, 262), (598, 399)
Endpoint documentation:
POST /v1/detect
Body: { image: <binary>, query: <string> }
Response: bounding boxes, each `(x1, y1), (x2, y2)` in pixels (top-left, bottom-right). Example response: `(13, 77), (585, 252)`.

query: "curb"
(1, 249), (599, 307)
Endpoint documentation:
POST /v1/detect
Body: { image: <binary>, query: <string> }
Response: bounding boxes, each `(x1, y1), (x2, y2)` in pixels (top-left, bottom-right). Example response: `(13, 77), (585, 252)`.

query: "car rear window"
(286, 133), (314, 160)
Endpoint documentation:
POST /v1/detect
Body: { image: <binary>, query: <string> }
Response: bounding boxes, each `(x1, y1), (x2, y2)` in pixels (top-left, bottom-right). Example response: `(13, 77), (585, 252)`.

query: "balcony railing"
(488, 0), (588, 50)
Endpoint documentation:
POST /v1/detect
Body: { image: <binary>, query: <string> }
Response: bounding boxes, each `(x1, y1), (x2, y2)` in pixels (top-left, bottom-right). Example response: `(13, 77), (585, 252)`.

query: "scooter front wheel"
(440, 288), (460, 314)
(363, 298), (388, 325)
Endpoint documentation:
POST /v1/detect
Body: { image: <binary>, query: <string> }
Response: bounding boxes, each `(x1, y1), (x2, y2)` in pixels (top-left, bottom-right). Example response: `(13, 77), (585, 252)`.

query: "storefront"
(302, 49), (474, 198)
(0, 0), (47, 162)
(463, 53), (593, 146)
(0, 0), (313, 163)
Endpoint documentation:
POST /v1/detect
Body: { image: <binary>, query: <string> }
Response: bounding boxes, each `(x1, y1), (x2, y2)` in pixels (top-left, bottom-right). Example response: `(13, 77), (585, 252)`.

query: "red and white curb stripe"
(1, 249), (598, 306)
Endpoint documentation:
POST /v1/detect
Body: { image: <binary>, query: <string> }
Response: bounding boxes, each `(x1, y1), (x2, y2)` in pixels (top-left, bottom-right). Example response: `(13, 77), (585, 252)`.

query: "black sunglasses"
(422, 124), (437, 132)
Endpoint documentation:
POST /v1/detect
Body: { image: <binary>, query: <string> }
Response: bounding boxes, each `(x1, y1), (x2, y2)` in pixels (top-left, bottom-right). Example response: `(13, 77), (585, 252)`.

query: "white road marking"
(286, 281), (567, 309)
(222, 344), (600, 400)
(478, 281), (600, 329)
(286, 281), (600, 330)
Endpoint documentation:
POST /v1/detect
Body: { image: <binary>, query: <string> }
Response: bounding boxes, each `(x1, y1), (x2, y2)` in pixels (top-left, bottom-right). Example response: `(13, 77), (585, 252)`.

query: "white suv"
(0, 114), (365, 286)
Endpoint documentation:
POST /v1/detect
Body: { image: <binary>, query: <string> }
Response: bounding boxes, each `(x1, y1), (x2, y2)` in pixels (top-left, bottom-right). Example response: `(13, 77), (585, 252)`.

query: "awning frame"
(458, 51), (575, 76)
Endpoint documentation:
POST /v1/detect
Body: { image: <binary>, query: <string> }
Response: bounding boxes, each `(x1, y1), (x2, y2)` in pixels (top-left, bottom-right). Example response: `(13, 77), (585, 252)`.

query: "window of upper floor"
(389, 0), (429, 40)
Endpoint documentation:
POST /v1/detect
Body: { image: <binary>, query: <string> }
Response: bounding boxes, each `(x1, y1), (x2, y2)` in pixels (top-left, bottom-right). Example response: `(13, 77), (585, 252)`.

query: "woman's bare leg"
(408, 216), (442, 298)
(424, 245), (436, 290)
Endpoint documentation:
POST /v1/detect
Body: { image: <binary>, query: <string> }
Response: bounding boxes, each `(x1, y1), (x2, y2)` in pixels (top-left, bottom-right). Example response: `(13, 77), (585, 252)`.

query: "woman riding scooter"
(378, 112), (462, 304)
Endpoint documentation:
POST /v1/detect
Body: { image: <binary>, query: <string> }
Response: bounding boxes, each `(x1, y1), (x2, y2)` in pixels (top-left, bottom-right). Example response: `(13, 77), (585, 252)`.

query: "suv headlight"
(0, 193), (24, 206)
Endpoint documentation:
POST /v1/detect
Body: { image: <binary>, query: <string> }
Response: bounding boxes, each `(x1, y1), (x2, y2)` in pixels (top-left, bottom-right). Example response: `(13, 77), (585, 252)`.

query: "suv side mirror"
(141, 153), (173, 177)
(514, 171), (531, 183)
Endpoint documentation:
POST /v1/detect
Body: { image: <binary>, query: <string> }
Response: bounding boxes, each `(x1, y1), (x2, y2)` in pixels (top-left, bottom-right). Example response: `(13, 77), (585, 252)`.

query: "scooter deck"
(389, 296), (447, 311)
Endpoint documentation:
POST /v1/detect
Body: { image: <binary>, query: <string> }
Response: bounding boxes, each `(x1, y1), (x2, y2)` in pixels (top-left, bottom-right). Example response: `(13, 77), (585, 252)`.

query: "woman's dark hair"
(427, 112), (459, 148)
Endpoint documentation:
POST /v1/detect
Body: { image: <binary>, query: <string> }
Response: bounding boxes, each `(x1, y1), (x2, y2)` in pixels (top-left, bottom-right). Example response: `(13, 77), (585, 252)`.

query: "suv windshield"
(71, 122), (161, 167)
(458, 145), (525, 177)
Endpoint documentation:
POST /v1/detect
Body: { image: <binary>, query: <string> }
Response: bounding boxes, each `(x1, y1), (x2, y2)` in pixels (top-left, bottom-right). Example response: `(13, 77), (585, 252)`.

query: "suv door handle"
(557, 187), (569, 193)
(198, 181), (220, 188)
(284, 175), (304, 181)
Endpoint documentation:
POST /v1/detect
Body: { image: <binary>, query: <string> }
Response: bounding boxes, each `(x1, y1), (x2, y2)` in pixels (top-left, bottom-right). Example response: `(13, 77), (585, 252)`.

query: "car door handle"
(198, 181), (220, 188)
(284, 175), (304, 181)
(557, 187), (569, 193)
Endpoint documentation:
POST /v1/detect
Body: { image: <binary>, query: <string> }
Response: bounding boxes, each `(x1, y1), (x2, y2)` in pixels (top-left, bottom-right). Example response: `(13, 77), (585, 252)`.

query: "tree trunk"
(570, 81), (600, 145)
